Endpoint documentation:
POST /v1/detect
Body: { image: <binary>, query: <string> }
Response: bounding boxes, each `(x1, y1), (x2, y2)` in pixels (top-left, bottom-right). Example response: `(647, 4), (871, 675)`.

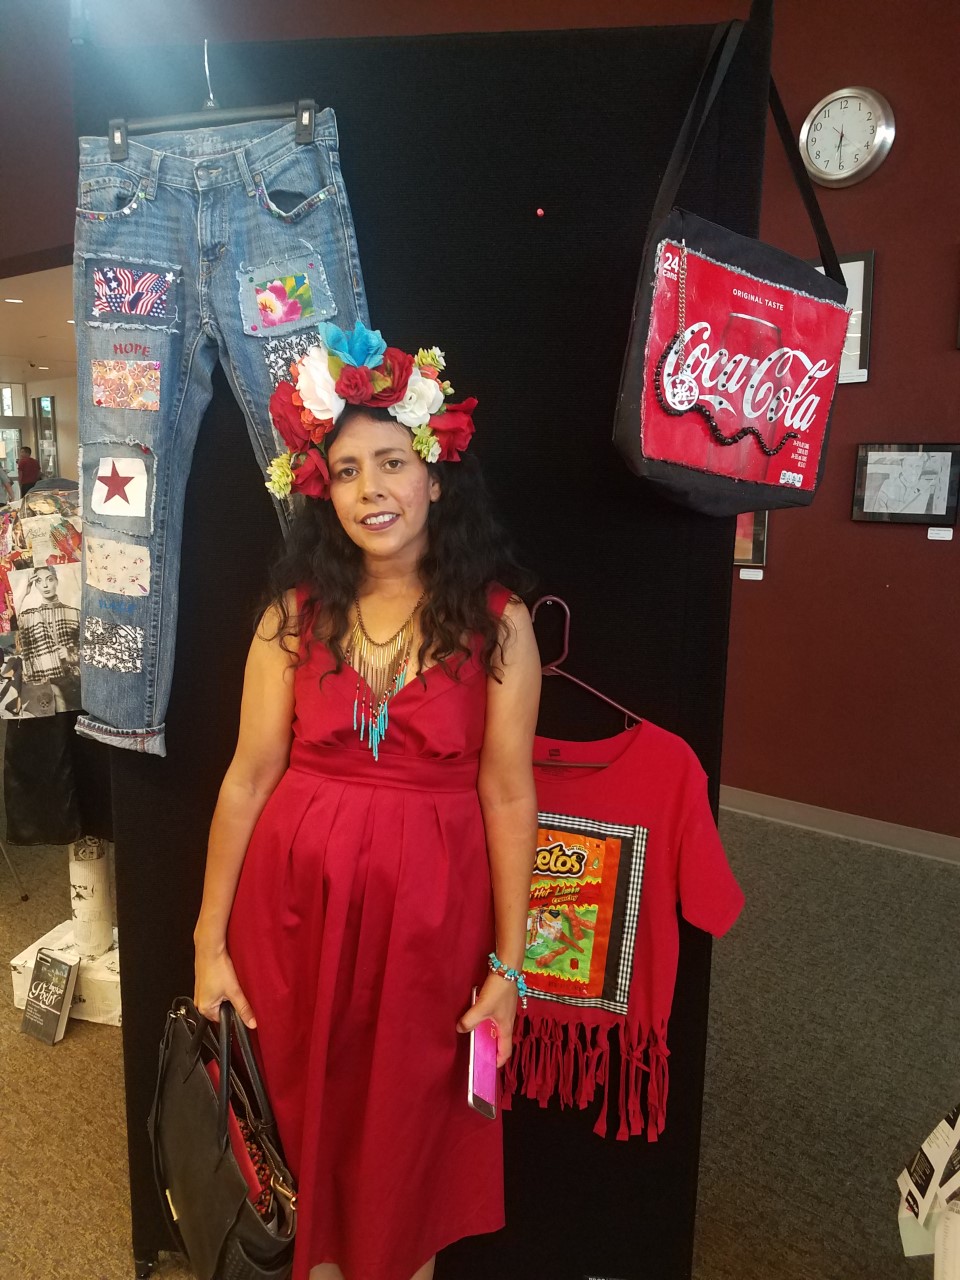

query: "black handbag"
(613, 20), (850, 516)
(148, 997), (297, 1280)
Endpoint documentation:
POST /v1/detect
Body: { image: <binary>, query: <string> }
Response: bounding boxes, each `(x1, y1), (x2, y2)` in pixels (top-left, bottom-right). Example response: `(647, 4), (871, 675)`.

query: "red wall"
(723, 0), (960, 836)
(1, 0), (957, 834)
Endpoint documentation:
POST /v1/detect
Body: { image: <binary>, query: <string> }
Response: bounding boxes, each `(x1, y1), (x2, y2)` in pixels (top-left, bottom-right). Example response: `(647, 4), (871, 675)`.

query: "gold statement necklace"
(346, 592), (425, 759)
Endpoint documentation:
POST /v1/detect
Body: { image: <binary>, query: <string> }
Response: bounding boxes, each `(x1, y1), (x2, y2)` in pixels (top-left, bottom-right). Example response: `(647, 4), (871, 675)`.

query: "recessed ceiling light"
(4, 298), (24, 304)
(38, 366), (49, 370)
(67, 320), (75, 325)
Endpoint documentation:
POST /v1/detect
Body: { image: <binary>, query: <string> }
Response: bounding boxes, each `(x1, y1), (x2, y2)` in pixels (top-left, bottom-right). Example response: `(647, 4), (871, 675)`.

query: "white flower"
(296, 345), (345, 423)
(389, 368), (445, 428)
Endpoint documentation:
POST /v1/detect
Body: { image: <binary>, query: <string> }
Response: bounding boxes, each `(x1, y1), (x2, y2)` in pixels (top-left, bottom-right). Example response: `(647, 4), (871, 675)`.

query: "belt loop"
(236, 146), (257, 198)
(143, 148), (162, 200)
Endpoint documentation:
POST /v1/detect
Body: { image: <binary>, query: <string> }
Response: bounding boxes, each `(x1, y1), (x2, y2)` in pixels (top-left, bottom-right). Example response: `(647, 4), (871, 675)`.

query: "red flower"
(269, 380), (310, 451)
(335, 364), (374, 404)
(291, 448), (331, 499)
(431, 397), (477, 462)
(367, 348), (414, 407)
(309, 418), (336, 444)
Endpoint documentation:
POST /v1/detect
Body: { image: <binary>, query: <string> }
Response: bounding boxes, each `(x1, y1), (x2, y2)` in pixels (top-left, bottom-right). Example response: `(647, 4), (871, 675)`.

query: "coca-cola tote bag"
(614, 23), (850, 516)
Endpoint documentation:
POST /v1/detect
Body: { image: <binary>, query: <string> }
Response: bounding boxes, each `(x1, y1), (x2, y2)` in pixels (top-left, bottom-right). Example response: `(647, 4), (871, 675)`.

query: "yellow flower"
(411, 425), (441, 464)
(265, 452), (294, 498)
(414, 346), (446, 372)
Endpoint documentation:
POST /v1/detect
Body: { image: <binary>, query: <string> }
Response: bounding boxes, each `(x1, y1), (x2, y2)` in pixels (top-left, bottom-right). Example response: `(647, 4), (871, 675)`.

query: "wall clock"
(799, 87), (895, 187)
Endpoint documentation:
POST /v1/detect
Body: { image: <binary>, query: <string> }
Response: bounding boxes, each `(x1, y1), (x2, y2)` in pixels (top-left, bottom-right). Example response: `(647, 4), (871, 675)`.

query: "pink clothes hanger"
(531, 595), (643, 767)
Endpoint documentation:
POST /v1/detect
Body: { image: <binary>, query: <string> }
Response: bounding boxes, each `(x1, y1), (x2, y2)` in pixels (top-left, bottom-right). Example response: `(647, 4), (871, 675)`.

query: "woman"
(194, 322), (541, 1280)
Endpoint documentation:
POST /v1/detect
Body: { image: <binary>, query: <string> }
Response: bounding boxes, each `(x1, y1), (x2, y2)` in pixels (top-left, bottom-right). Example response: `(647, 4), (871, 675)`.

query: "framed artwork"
(852, 444), (960, 525)
(734, 510), (768, 565)
(813, 250), (874, 384)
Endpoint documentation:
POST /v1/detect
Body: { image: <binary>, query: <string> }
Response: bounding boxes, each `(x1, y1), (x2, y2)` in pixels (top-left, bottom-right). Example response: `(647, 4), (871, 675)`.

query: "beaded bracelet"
(487, 952), (529, 1009)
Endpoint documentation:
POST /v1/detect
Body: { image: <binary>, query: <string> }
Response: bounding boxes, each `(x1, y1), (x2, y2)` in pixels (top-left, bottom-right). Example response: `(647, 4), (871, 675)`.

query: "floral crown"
(265, 321), (477, 500)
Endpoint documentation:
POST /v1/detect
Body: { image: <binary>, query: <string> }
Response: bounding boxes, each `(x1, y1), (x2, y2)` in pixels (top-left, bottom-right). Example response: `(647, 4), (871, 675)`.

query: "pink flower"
(256, 282), (303, 328)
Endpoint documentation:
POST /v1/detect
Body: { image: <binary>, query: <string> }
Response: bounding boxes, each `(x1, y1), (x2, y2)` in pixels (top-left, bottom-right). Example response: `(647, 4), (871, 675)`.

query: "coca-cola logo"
(662, 321), (836, 436)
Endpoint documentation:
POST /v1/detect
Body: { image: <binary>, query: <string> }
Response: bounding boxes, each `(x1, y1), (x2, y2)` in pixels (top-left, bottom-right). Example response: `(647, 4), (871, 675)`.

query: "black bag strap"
(647, 20), (745, 234)
(767, 78), (843, 283)
(648, 19), (845, 286)
(216, 1000), (280, 1149)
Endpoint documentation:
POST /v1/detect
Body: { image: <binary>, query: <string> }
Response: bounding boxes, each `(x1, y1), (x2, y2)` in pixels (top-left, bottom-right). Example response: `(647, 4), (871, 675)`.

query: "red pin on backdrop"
(536, 208), (545, 217)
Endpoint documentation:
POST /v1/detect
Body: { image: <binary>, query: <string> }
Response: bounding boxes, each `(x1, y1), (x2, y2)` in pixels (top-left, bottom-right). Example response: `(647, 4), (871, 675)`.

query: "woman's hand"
(457, 972), (519, 1068)
(194, 944), (257, 1029)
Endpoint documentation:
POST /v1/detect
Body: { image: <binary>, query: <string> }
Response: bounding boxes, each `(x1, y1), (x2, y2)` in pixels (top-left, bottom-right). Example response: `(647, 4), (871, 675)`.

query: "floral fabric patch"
(237, 254), (336, 337)
(81, 616), (144, 674)
(92, 265), (175, 320)
(90, 456), (148, 519)
(255, 273), (315, 328)
(85, 536), (151, 598)
(91, 359), (161, 412)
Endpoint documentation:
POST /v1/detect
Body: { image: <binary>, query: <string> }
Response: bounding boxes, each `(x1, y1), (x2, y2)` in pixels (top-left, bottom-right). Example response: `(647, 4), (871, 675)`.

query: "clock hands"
(803, 89), (894, 185)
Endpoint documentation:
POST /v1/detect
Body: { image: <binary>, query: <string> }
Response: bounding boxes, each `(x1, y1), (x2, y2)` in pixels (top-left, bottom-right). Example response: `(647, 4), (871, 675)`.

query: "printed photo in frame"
(852, 444), (960, 525)
(734, 510), (768, 566)
(813, 250), (874, 384)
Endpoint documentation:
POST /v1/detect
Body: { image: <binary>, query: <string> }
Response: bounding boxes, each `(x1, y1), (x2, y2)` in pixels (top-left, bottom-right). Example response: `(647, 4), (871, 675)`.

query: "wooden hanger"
(107, 40), (317, 161)
(531, 595), (643, 768)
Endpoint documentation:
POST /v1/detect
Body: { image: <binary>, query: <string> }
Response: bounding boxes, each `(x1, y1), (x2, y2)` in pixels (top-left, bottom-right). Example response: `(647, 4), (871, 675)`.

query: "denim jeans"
(73, 112), (368, 755)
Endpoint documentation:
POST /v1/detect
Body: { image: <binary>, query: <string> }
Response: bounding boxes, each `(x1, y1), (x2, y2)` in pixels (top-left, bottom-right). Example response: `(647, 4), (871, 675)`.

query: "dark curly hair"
(265, 407), (532, 680)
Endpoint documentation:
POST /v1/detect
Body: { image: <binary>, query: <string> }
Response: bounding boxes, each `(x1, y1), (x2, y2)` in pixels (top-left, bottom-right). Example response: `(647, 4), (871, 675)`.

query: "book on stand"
(20, 947), (79, 1044)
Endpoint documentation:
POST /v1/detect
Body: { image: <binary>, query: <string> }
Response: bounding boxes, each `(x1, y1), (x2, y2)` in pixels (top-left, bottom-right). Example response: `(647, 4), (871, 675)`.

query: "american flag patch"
(91, 265), (174, 319)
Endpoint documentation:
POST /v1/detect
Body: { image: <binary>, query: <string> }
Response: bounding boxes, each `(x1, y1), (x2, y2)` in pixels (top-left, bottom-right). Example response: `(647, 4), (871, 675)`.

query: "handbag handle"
(215, 1001), (280, 1151)
(647, 19), (844, 286)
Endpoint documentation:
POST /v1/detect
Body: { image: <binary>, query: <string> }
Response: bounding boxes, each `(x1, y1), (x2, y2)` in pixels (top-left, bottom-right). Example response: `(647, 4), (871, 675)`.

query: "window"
(0, 383), (27, 417)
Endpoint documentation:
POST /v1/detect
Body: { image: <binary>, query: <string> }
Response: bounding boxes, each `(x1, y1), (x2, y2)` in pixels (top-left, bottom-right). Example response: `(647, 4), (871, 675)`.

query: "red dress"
(228, 589), (509, 1280)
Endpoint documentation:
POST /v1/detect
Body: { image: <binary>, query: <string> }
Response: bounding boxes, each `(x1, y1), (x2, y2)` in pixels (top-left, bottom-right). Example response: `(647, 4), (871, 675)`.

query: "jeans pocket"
(77, 165), (144, 219)
(253, 143), (338, 224)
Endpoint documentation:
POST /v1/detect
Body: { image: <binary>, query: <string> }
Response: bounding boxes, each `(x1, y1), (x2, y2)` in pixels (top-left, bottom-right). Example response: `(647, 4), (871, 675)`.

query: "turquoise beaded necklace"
(346, 593), (424, 760)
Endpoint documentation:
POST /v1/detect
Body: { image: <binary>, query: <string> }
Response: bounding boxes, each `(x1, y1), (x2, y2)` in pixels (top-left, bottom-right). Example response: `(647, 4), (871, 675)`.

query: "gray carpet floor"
(693, 812), (957, 1280)
(1, 793), (955, 1279)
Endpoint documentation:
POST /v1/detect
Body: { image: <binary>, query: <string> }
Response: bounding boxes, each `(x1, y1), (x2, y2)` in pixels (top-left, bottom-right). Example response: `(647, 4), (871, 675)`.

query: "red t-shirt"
(502, 720), (743, 1140)
(17, 456), (40, 487)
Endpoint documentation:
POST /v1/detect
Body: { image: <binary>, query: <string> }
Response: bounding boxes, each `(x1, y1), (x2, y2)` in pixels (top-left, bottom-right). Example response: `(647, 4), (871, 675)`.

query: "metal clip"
(108, 118), (129, 162)
(270, 1172), (298, 1214)
(294, 99), (315, 145)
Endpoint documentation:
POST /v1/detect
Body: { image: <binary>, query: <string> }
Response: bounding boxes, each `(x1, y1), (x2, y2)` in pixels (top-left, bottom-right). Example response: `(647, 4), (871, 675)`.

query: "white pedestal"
(10, 919), (121, 1026)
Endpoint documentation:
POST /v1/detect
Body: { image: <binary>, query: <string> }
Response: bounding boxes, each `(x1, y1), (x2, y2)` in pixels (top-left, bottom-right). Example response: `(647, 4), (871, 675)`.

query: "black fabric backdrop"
(72, 12), (772, 1277)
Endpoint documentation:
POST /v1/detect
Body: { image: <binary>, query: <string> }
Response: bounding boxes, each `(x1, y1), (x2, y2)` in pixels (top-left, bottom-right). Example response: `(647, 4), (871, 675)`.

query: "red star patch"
(97, 461), (134, 504)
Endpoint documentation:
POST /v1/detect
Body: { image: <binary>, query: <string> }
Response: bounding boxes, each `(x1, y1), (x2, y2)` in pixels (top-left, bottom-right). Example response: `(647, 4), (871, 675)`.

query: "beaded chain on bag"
(654, 240), (799, 459)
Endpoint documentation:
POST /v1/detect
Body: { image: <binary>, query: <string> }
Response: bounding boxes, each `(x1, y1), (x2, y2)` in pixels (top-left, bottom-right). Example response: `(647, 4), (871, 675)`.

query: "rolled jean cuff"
(75, 714), (166, 757)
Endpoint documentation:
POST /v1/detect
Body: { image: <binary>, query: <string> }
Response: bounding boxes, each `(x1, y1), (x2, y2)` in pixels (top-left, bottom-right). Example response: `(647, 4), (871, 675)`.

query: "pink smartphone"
(467, 986), (498, 1120)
